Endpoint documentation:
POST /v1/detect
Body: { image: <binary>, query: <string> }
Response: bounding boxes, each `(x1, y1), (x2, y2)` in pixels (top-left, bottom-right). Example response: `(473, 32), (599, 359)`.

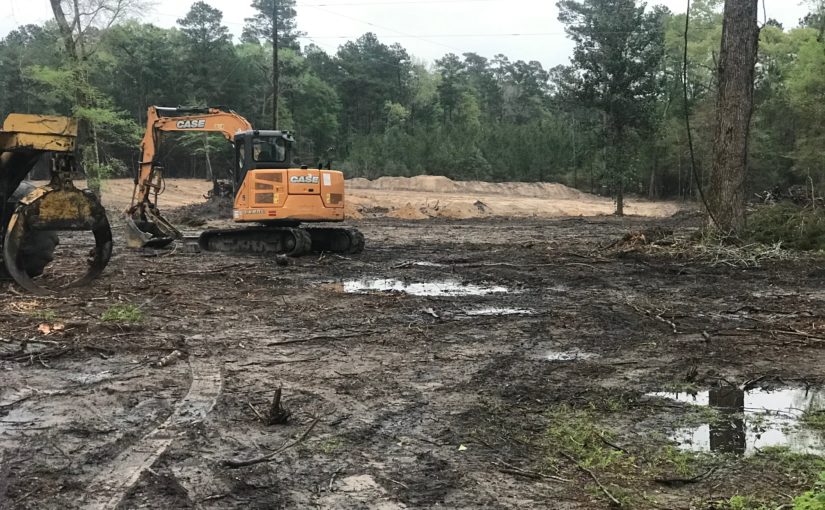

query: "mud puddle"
(338, 278), (510, 297)
(648, 387), (825, 455)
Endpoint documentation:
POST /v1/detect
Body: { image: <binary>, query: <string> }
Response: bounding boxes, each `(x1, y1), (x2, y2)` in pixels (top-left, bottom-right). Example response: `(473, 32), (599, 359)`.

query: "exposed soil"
(2, 185), (825, 509)
(70, 176), (683, 220)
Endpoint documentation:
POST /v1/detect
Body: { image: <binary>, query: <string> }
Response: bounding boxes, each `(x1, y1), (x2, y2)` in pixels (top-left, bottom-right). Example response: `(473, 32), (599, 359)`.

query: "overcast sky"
(2, 0), (812, 69)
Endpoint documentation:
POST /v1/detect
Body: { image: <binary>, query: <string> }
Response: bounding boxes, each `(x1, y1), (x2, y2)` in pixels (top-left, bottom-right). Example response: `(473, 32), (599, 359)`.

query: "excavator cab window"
(252, 137), (287, 163)
(234, 131), (293, 191)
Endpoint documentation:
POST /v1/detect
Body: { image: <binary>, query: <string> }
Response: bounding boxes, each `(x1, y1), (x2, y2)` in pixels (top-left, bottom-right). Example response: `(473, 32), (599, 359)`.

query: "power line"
(297, 0), (513, 6)
(303, 4), (463, 52)
(297, 32), (570, 39)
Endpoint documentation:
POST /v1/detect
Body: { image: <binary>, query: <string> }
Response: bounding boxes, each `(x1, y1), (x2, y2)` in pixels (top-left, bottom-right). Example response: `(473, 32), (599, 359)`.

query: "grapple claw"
(3, 184), (112, 295)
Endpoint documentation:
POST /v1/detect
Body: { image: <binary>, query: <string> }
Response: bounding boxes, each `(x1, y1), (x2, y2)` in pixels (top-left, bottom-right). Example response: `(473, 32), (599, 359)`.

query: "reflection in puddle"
(544, 350), (599, 361)
(647, 387), (825, 455)
(342, 279), (509, 297)
(463, 307), (532, 316)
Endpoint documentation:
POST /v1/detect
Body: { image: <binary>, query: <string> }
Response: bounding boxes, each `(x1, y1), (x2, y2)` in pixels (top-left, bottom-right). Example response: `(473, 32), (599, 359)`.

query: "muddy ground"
(3, 212), (825, 509)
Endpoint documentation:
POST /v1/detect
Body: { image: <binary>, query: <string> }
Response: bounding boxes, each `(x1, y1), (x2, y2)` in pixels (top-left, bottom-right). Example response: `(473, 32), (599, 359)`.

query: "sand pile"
(387, 203), (429, 220)
(347, 175), (586, 200)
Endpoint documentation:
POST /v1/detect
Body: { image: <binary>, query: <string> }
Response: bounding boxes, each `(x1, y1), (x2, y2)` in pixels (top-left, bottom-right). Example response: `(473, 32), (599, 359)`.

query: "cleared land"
(87, 176), (681, 219)
(2, 179), (823, 509)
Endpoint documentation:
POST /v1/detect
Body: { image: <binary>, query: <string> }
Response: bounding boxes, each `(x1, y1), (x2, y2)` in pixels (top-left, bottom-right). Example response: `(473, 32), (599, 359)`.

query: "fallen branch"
(732, 328), (825, 343)
(492, 460), (570, 483)
(246, 401), (265, 422)
(378, 475), (409, 489)
(222, 417), (320, 468)
(654, 313), (678, 334)
(654, 466), (717, 486)
(560, 452), (621, 507)
(267, 331), (380, 346)
(598, 434), (629, 455)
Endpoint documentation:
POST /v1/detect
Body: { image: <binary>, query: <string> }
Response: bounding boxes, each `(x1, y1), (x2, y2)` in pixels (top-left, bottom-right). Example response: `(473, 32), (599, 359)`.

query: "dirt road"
(3, 209), (825, 509)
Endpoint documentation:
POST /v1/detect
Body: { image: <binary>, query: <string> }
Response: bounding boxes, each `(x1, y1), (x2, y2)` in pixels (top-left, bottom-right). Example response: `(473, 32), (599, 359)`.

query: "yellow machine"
(126, 106), (363, 256)
(0, 114), (112, 294)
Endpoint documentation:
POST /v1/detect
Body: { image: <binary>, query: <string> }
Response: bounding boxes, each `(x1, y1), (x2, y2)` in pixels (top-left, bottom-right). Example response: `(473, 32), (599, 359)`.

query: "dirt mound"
(347, 175), (587, 199)
(166, 196), (233, 223)
(387, 203), (429, 220)
(344, 203), (364, 220)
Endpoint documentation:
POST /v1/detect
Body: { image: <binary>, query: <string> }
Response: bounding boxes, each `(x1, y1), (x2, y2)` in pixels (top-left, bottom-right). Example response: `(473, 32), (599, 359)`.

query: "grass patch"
(657, 445), (702, 477)
(316, 437), (344, 455)
(30, 308), (57, 321)
(544, 405), (631, 470)
(101, 304), (144, 323)
(802, 411), (825, 433)
(708, 495), (774, 510)
(746, 203), (825, 251)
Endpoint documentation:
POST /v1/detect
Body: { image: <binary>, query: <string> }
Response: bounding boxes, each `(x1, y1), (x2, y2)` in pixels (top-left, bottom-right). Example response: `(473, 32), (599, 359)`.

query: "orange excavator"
(125, 106), (363, 256)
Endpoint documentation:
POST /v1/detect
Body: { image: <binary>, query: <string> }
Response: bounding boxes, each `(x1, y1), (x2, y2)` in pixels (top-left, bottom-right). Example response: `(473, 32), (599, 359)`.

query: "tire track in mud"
(83, 358), (223, 510)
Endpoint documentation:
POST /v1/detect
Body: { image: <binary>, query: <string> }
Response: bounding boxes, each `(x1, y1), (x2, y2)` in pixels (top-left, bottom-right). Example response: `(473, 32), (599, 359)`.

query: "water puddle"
(543, 349), (599, 362)
(647, 387), (825, 455)
(341, 278), (509, 297)
(463, 307), (532, 316)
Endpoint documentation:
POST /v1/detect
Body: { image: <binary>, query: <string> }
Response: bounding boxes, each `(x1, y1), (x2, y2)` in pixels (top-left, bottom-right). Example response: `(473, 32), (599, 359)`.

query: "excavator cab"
(233, 131), (295, 192)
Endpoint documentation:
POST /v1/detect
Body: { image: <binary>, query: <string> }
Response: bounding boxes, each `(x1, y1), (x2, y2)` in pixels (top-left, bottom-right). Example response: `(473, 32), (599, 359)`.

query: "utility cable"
(302, 4), (462, 52)
(298, 0), (512, 6)
(683, 0), (719, 229)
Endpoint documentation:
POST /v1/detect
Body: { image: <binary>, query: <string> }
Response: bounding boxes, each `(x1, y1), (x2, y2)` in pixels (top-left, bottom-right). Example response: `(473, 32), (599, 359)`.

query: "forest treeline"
(0, 0), (823, 199)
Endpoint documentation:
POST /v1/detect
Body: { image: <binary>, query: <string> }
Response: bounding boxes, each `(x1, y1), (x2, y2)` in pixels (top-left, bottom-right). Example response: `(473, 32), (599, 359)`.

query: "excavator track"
(198, 227), (312, 257)
(307, 227), (365, 255)
(196, 226), (364, 257)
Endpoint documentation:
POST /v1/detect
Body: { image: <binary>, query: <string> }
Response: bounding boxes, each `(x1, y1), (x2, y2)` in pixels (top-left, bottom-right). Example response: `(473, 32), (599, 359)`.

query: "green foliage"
(31, 308), (57, 321)
(5, 0), (825, 198)
(802, 411), (825, 432)
(795, 472), (825, 510)
(543, 405), (629, 470)
(557, 0), (666, 209)
(746, 203), (825, 251)
(101, 304), (144, 323)
(242, 0), (302, 49)
(711, 495), (773, 510)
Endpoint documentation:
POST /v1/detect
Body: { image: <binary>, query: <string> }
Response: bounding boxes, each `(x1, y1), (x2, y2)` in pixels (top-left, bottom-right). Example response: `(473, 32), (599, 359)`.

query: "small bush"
(746, 203), (825, 251)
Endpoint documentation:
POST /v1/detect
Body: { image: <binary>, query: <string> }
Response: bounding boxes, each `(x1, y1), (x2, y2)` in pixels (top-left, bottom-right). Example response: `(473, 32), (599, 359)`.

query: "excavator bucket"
(124, 206), (180, 249)
(0, 114), (113, 294)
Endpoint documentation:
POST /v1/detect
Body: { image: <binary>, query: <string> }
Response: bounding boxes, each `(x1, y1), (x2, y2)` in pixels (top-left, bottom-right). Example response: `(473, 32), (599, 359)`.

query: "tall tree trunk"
(616, 181), (625, 216)
(272, 0), (279, 130)
(708, 0), (759, 233)
(203, 133), (218, 196)
(609, 118), (625, 217)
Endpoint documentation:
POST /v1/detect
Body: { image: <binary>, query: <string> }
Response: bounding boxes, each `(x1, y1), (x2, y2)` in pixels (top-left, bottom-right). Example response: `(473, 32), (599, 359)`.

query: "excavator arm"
(126, 106), (253, 248)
